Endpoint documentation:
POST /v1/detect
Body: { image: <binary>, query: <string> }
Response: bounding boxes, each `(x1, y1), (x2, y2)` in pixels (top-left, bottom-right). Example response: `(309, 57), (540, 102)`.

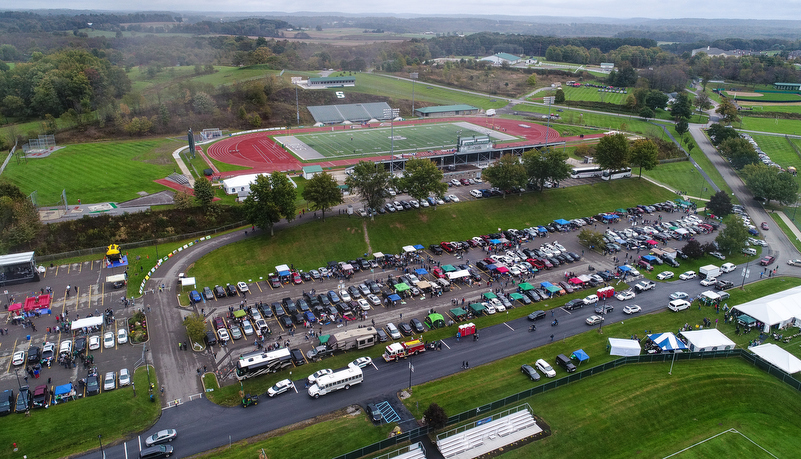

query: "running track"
(205, 117), (598, 178)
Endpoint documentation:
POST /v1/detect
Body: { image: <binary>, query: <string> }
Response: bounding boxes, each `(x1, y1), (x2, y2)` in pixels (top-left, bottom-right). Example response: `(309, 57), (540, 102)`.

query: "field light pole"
(383, 108), (399, 174)
(410, 72), (418, 114)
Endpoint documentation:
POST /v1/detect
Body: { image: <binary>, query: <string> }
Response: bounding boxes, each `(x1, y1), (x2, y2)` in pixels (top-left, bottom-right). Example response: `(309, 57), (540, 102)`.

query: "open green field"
(128, 65), (279, 96)
(562, 85), (629, 104)
(740, 104), (801, 114)
(739, 116), (801, 135)
(292, 122), (496, 157)
(321, 73), (510, 111)
(723, 90), (801, 102)
(2, 139), (177, 205)
(751, 134), (801, 169)
(0, 366), (161, 459)
(188, 179), (677, 286)
(670, 429), (777, 458)
(514, 104), (667, 138)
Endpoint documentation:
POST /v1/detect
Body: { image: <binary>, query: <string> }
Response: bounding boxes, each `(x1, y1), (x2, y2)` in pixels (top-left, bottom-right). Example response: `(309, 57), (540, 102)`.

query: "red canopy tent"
(568, 277), (584, 285)
(495, 266), (510, 274)
(646, 240), (658, 246)
(8, 303), (22, 312)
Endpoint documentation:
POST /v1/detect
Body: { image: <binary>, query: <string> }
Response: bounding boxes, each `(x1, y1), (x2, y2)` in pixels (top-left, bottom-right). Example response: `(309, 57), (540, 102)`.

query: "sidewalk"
(775, 210), (801, 242)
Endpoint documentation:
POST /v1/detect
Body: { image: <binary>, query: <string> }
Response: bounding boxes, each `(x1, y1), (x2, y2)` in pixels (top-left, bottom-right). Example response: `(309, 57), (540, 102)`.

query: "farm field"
(292, 122), (494, 157)
(1, 139), (177, 205)
(128, 65), (279, 96)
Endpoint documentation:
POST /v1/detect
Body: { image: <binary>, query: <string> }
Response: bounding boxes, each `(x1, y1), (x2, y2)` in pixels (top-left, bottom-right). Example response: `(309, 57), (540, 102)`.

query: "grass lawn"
(513, 104), (665, 138)
(738, 116), (801, 135)
(740, 104), (801, 114)
(750, 134), (801, 169)
(128, 66), (279, 97)
(723, 91), (801, 102)
(769, 211), (801, 253)
(2, 138), (178, 205)
(0, 366), (161, 459)
(643, 160), (705, 197)
(562, 86), (629, 105)
(189, 180), (677, 286)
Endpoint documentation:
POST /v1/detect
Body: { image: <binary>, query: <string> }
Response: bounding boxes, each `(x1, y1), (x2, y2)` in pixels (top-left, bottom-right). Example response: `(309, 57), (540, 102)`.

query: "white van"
(742, 248), (757, 256)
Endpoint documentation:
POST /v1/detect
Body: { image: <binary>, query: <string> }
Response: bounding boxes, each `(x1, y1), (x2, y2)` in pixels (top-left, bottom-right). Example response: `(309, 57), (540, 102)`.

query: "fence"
(36, 221), (246, 262)
(330, 349), (801, 459)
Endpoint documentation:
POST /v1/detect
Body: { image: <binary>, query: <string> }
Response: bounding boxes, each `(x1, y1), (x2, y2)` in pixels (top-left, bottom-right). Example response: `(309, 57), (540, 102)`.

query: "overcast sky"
(8, 1), (801, 20)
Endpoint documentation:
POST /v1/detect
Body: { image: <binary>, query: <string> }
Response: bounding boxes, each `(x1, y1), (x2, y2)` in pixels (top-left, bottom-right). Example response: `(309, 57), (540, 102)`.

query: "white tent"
(608, 338), (641, 356)
(71, 316), (103, 331)
(679, 329), (736, 352)
(448, 270), (471, 280)
(750, 343), (801, 374)
(373, 252), (384, 259)
(180, 277), (196, 289)
(402, 245), (417, 253)
(732, 286), (801, 332)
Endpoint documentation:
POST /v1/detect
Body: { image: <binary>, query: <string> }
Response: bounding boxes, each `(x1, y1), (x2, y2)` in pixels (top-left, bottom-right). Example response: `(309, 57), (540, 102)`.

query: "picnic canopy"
(647, 332), (688, 351)
(554, 219), (570, 225)
(483, 292), (497, 300)
(616, 208), (627, 214)
(426, 313), (445, 329)
(518, 282), (534, 291)
(537, 226), (548, 233)
(646, 240), (658, 246)
(276, 264), (291, 276)
(608, 338), (641, 356)
(414, 244), (425, 250)
(468, 303), (486, 315)
(180, 277), (196, 289)
(750, 343), (801, 374)
(416, 280), (432, 290)
(448, 270), (470, 280)
(394, 283), (410, 292)
(388, 294), (401, 301)
(602, 214), (616, 221)
(341, 263), (354, 271)
(495, 266), (509, 274)
(8, 303), (22, 312)
(572, 349), (590, 364)
(568, 277), (584, 285)
(509, 292), (525, 302)
(402, 245), (416, 253)
(442, 264), (457, 272)
(415, 268), (428, 276)
(619, 265), (631, 273)
(233, 310), (247, 318)
(318, 334), (330, 344)
(373, 252), (385, 258)
(679, 329), (736, 352)
(450, 307), (467, 319)
(540, 282), (560, 294)
(71, 316), (103, 331)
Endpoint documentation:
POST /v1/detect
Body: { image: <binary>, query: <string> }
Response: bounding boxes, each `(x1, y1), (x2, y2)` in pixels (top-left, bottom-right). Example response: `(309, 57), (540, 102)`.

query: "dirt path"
(362, 220), (372, 253)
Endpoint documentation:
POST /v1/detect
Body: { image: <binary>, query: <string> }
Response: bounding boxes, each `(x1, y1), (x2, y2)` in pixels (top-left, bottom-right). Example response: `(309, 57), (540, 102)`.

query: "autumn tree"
(302, 172), (342, 221)
(193, 177), (215, 210)
(595, 133), (630, 171)
(398, 158), (448, 208)
(629, 139), (658, 178)
(716, 98), (740, 125)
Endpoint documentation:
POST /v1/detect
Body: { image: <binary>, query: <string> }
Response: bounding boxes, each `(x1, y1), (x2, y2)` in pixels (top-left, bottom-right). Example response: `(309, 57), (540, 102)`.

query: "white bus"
(235, 348), (292, 381)
(601, 168), (632, 180)
(308, 366), (363, 398)
(570, 166), (604, 179)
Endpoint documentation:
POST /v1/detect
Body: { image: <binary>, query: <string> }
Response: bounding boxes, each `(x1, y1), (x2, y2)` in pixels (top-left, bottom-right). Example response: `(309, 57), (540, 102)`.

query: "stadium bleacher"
(308, 102), (392, 124)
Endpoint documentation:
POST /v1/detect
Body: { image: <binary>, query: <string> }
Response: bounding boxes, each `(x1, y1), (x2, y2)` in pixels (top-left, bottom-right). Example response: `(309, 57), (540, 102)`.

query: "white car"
(657, 271), (675, 280)
(217, 328), (230, 342)
(615, 290), (635, 301)
(623, 305), (642, 315)
(450, 179), (461, 187)
(103, 371), (116, 391)
(350, 356), (373, 368)
(12, 351), (25, 366)
(237, 281), (249, 293)
(490, 298), (506, 312)
(367, 294), (381, 306)
(485, 303), (497, 314)
(117, 328), (128, 345)
(448, 194), (460, 202)
(535, 359), (556, 378)
(700, 277), (717, 287)
(241, 320), (255, 336)
(119, 368), (131, 386)
(357, 299), (371, 311)
(508, 266), (521, 276)
(669, 291), (689, 300)
(339, 290), (352, 302)
(267, 379), (294, 397)
(583, 294), (599, 304)
(474, 177), (483, 183)
(88, 335), (101, 351)
(470, 189), (483, 198)
(307, 369), (333, 385)
(586, 315), (605, 325)
(103, 332), (115, 349)
(679, 271), (696, 280)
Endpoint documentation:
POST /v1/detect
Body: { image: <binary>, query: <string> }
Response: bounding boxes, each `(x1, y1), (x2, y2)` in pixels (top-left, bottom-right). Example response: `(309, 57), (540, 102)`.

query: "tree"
(645, 90), (669, 111)
(173, 190), (193, 210)
(695, 93), (712, 112)
(193, 177), (215, 210)
(707, 123), (739, 146)
(719, 137), (759, 170)
(398, 158), (448, 207)
(675, 118), (689, 137)
(482, 154), (527, 198)
(716, 214), (750, 256)
(638, 107), (654, 120)
(681, 239), (704, 259)
(554, 88), (565, 103)
(628, 139), (658, 178)
(741, 164), (799, 205)
(526, 74), (537, 87)
(345, 161), (392, 220)
(523, 149), (571, 192)
(302, 172), (343, 221)
(706, 190), (733, 217)
(243, 173), (297, 236)
(671, 93), (693, 121)
(594, 133), (629, 171)
(716, 98), (740, 125)
(423, 403), (448, 430)
(269, 173), (297, 224)
(577, 228), (606, 253)
(183, 313), (206, 346)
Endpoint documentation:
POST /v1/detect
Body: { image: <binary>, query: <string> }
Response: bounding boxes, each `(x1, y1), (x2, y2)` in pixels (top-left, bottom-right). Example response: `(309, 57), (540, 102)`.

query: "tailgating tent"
(554, 219), (570, 225)
(608, 338), (641, 356)
(180, 277), (196, 289)
(8, 303), (22, 312)
(537, 226), (548, 233)
(468, 303), (486, 316)
(416, 281), (432, 290)
(388, 294), (401, 302)
(509, 292), (525, 303)
(276, 264), (291, 276)
(70, 316), (104, 331)
(448, 270), (470, 280)
(732, 286), (801, 332)
(233, 310), (247, 318)
(618, 265), (631, 273)
(415, 268), (428, 276)
(698, 291), (721, 306)
(679, 329), (736, 352)
(615, 208), (627, 214)
(483, 292), (497, 300)
(568, 277), (584, 285)
(540, 282), (560, 295)
(518, 282), (534, 291)
(318, 334), (330, 345)
(413, 244), (425, 250)
(394, 283), (410, 292)
(496, 266), (510, 274)
(426, 313), (446, 329)
(750, 343), (801, 374)
(602, 215), (616, 221)
(403, 245), (416, 253)
(647, 332), (688, 352)
(53, 383), (76, 404)
(450, 307), (467, 320)
(341, 263), (354, 271)
(373, 252), (385, 259)
(572, 349), (590, 365)
(442, 265), (457, 272)
(489, 239), (502, 245)
(646, 240), (658, 246)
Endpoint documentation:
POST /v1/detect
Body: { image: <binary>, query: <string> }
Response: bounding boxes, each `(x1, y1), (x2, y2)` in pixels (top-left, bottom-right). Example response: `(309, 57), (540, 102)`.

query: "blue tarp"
(641, 255), (657, 262)
(540, 281), (555, 288)
(554, 219), (570, 225)
(486, 264), (497, 271)
(278, 270), (291, 276)
(54, 383), (73, 396)
(572, 349), (590, 363)
(388, 294), (401, 301)
(413, 244), (425, 250)
(415, 268), (428, 276)
(489, 239), (502, 244)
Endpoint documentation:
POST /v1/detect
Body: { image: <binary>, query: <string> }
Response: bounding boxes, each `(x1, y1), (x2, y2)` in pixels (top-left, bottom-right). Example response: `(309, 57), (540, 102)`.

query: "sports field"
(282, 122), (516, 159)
(561, 85), (630, 105)
(723, 90), (801, 102)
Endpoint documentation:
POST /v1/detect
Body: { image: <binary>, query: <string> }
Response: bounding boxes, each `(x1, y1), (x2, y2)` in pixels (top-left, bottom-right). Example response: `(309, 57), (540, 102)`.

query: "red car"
(761, 222), (769, 230)
(440, 242), (454, 253)
(760, 256), (775, 266)
(432, 268), (445, 279)
(292, 272), (302, 285)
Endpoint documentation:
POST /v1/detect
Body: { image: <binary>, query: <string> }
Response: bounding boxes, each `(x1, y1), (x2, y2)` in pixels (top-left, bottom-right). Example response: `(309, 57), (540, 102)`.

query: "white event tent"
(732, 286), (801, 332)
(750, 343), (801, 374)
(679, 329), (736, 352)
(608, 338), (641, 356)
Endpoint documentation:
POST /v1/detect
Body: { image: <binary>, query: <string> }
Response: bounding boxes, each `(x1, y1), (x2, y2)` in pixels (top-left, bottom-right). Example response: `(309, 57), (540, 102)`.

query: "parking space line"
(6, 338), (17, 372)
(439, 339), (450, 349)
(503, 322), (515, 331)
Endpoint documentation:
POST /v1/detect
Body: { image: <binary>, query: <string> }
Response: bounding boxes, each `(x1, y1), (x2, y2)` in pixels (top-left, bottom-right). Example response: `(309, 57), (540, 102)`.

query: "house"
(691, 46), (735, 57)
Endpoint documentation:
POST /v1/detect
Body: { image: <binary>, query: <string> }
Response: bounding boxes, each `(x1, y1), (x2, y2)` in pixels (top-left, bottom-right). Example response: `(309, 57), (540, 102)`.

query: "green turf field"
(292, 122), (498, 157)
(1, 139), (176, 205)
(562, 85), (629, 104)
(723, 90), (801, 102)
(738, 116), (801, 135)
(750, 134), (801, 169)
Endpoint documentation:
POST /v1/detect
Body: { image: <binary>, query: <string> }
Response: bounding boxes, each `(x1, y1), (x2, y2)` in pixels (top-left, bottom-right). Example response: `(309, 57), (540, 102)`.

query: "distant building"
(600, 62), (615, 70)
(691, 46), (735, 57)
(414, 104), (480, 118)
(221, 173), (269, 195)
(302, 165), (324, 179)
(480, 53), (521, 66)
(307, 76), (356, 88)
(775, 83), (801, 91)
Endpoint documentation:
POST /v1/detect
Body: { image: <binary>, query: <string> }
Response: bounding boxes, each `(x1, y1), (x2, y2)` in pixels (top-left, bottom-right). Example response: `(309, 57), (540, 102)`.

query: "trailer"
(329, 327), (378, 351)
(382, 339), (426, 362)
(699, 265), (720, 279)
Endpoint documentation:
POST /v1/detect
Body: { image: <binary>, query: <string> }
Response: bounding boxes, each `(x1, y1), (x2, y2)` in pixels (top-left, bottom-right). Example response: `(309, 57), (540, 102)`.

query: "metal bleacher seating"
(437, 409), (537, 459)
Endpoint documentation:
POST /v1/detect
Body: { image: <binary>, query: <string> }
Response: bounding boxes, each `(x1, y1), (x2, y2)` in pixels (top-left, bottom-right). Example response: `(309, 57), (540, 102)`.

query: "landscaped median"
(0, 366), (161, 459)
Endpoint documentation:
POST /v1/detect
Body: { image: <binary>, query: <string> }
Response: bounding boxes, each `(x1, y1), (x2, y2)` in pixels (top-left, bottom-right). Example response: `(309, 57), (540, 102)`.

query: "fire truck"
(382, 339), (426, 362)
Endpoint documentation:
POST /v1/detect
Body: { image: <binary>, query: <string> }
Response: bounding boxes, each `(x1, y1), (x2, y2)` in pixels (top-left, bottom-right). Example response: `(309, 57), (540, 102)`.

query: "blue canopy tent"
(648, 332), (689, 352)
(618, 265), (631, 273)
(602, 214), (617, 221)
(415, 268), (428, 276)
(388, 294), (401, 302)
(413, 244), (425, 250)
(489, 239), (502, 245)
(278, 270), (291, 276)
(538, 226), (548, 233)
(554, 219), (570, 225)
(572, 349), (590, 365)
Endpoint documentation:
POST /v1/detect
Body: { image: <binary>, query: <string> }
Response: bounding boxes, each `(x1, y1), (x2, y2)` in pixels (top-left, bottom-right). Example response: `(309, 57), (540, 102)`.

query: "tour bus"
(601, 168), (632, 180)
(308, 366), (364, 398)
(570, 166), (604, 179)
(235, 348), (292, 381)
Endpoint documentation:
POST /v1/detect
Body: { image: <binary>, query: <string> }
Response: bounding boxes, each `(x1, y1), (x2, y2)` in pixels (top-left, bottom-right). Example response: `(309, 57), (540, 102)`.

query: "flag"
(409, 362), (414, 372)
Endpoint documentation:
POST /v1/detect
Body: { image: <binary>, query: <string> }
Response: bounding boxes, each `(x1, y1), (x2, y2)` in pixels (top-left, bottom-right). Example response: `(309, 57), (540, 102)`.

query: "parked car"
(410, 318), (425, 333)
(535, 359), (556, 378)
(386, 323), (401, 340)
(144, 429), (178, 447)
(88, 335), (101, 351)
(214, 285), (226, 298)
(398, 322), (414, 336)
(679, 271), (696, 280)
(350, 356), (373, 368)
(237, 281), (249, 293)
(119, 368), (131, 386)
(623, 304), (642, 315)
(202, 287), (214, 300)
(267, 379), (294, 397)
(188, 290), (201, 303)
(104, 371), (116, 391)
(657, 271), (675, 280)
(15, 386), (31, 412)
(32, 384), (50, 407)
(585, 315), (604, 325)
(669, 291), (689, 300)
(521, 364), (541, 381)
(12, 351), (25, 366)
(0, 389), (13, 416)
(668, 299), (691, 312)
(555, 354), (577, 373)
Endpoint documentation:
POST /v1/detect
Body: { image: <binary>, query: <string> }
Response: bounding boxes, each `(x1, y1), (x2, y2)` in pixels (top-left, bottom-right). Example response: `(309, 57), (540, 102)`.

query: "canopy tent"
(486, 264), (497, 272)
(495, 266), (510, 274)
(388, 294), (401, 301)
(482, 292), (497, 300)
(394, 283), (410, 292)
(402, 245), (417, 253)
(442, 265), (457, 272)
(602, 214), (617, 221)
(615, 208), (627, 214)
(426, 313), (446, 329)
(578, 274), (593, 283)
(318, 334), (330, 344)
(540, 282), (561, 294)
(448, 270), (470, 280)
(468, 303), (486, 316)
(8, 303), (22, 312)
(568, 277), (584, 285)
(572, 349), (590, 365)
(554, 218), (570, 225)
(608, 338), (641, 356)
(732, 286), (801, 332)
(233, 310), (247, 318)
(71, 316), (103, 331)
(750, 343), (801, 374)
(341, 263), (354, 271)
(646, 240), (658, 246)
(537, 226), (548, 233)
(509, 292), (525, 302)
(415, 268), (428, 276)
(416, 280), (432, 290)
(373, 252), (385, 259)
(647, 332), (688, 352)
(275, 264), (290, 273)
(180, 277), (196, 289)
(489, 238), (502, 244)
(618, 265), (631, 273)
(449, 307), (467, 320)
(518, 283), (534, 291)
(413, 244), (425, 250)
(699, 290), (721, 306)
(679, 329), (736, 352)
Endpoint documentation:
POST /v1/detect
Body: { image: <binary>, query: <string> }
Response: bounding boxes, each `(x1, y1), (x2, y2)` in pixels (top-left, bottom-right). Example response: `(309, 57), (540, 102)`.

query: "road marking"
(503, 322), (515, 331)
(439, 339), (451, 349)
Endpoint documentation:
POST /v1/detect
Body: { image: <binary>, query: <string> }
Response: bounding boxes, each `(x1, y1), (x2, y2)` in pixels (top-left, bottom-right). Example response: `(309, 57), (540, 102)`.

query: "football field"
(278, 122), (516, 159)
